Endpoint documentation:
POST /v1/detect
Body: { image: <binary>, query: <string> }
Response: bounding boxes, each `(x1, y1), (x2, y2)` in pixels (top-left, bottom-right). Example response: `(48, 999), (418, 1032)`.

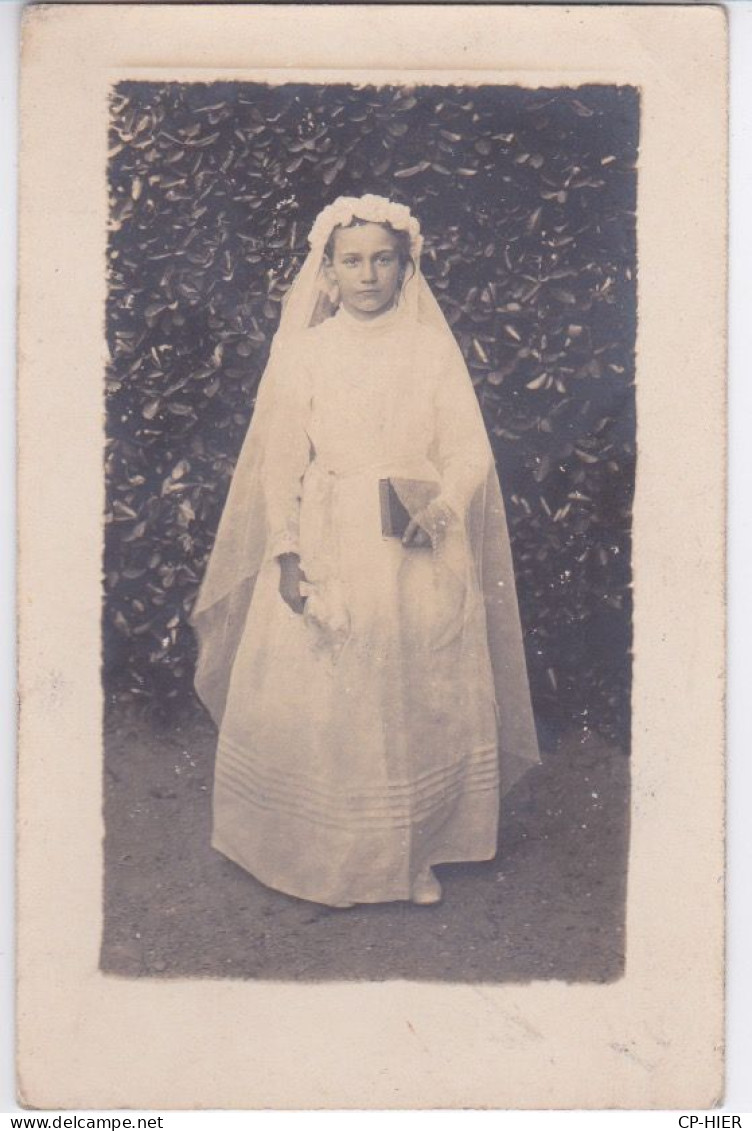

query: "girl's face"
(324, 222), (404, 321)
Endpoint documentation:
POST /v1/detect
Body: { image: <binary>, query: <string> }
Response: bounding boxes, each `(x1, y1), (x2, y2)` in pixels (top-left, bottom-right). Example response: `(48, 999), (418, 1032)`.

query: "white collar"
(333, 301), (407, 334)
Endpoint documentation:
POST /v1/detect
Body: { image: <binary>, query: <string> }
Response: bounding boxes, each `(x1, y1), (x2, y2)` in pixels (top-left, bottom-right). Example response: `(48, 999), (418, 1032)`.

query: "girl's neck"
(335, 301), (404, 332)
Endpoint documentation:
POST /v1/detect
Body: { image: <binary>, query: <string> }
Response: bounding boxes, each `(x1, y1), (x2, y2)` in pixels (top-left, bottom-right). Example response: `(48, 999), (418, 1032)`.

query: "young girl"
(189, 194), (540, 908)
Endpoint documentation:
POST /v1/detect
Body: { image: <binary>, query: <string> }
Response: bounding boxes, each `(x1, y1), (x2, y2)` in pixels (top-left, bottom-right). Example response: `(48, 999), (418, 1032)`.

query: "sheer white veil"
(189, 194), (540, 793)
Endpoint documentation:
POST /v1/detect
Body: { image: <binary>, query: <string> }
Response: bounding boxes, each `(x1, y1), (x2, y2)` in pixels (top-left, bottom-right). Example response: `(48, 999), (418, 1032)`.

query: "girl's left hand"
(402, 518), (432, 548)
(402, 499), (454, 549)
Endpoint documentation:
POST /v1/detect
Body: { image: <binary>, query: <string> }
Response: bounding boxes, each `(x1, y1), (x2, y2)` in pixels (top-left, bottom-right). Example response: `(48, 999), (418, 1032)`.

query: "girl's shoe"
(410, 868), (443, 905)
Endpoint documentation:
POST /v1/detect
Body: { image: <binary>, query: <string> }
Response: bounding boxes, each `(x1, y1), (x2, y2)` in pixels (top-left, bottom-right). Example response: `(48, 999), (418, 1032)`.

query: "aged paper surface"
(17, 3), (727, 1110)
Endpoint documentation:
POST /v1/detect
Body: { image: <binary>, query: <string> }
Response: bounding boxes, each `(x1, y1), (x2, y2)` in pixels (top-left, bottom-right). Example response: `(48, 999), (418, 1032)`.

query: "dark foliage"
(104, 81), (638, 742)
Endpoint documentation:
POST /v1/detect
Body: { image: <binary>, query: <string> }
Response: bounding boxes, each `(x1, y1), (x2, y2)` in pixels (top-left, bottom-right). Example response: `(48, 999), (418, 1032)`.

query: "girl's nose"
(361, 260), (377, 282)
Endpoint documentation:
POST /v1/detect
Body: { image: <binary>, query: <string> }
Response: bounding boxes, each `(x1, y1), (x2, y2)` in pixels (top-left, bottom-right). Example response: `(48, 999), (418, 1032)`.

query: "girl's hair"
(323, 218), (413, 268)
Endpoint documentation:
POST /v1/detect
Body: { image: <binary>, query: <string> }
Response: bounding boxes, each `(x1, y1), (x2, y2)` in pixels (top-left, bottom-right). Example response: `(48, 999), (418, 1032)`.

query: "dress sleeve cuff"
(267, 531), (300, 560)
(428, 493), (462, 525)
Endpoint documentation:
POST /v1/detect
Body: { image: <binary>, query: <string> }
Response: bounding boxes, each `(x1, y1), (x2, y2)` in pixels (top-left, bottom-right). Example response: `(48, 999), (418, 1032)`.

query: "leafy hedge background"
(105, 81), (638, 743)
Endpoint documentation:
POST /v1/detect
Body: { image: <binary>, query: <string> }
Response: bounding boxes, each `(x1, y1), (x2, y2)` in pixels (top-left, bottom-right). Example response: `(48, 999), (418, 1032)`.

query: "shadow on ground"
(101, 700), (629, 982)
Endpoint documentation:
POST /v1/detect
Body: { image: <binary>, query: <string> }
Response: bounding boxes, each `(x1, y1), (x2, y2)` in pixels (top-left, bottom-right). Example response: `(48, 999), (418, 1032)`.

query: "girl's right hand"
(278, 553), (307, 614)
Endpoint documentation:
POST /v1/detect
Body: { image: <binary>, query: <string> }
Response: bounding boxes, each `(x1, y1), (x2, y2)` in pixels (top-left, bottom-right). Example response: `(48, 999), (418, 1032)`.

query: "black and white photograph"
(14, 3), (727, 1110)
(102, 80), (637, 982)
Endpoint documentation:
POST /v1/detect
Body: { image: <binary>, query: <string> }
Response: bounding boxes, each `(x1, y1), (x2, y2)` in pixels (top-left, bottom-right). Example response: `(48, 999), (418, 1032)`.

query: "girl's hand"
(402, 500), (455, 549)
(278, 553), (307, 614)
(402, 518), (432, 548)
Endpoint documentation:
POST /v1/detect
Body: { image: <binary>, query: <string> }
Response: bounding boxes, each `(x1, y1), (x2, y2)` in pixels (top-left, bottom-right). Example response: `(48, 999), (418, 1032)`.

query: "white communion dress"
(192, 300), (540, 907)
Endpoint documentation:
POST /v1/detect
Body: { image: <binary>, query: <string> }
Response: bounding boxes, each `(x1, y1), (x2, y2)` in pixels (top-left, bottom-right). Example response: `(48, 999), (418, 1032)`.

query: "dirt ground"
(101, 700), (629, 983)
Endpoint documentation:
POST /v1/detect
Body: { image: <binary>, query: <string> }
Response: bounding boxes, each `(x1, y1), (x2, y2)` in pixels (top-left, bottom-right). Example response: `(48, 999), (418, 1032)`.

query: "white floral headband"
(308, 194), (423, 258)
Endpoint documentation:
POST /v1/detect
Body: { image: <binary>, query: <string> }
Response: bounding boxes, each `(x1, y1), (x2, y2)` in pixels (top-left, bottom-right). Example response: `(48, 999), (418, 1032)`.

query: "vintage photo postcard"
(16, 3), (727, 1110)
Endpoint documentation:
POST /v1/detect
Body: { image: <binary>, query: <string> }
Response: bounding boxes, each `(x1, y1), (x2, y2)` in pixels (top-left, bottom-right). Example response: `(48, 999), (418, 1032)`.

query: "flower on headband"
(308, 194), (423, 256)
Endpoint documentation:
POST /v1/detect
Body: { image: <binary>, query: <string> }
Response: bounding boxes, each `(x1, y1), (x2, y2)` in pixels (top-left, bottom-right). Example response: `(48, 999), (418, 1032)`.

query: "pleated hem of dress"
(210, 831), (499, 908)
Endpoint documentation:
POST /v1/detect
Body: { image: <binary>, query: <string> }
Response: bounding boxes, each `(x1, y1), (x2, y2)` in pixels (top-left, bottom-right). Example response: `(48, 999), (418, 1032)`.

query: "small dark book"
(379, 477), (440, 539)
